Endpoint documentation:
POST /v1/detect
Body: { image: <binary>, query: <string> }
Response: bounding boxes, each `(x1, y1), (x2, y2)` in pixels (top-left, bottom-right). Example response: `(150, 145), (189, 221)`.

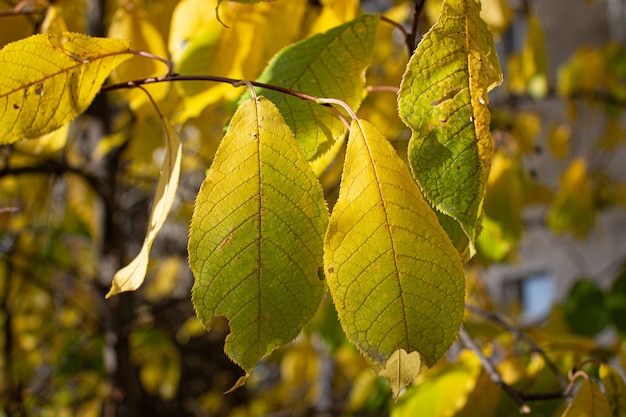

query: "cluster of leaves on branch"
(2, 0), (626, 415)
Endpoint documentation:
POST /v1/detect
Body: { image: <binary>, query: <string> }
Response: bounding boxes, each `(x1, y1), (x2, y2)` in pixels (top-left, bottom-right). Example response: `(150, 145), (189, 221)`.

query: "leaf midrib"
(354, 120), (410, 349)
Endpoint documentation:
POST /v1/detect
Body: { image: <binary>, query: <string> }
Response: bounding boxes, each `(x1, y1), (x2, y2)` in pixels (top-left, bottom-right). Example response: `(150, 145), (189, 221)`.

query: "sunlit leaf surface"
(249, 13), (379, 160)
(0, 33), (130, 144)
(324, 119), (464, 373)
(188, 97), (328, 375)
(398, 0), (502, 256)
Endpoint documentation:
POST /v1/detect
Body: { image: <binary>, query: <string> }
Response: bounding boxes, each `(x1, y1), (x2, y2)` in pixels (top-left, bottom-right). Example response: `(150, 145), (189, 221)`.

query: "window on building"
(502, 270), (555, 323)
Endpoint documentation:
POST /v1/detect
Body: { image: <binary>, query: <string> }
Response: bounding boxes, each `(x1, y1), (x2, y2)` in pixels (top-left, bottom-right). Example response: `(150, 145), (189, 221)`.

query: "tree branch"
(100, 74), (320, 103)
(465, 303), (568, 388)
(408, 0), (426, 53)
(459, 327), (532, 415)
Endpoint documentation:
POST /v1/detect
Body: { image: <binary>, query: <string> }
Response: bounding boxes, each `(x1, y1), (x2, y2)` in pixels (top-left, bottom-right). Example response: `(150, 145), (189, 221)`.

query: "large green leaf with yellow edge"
(561, 378), (611, 417)
(0, 33), (130, 145)
(188, 97), (328, 380)
(398, 0), (502, 257)
(248, 13), (379, 161)
(324, 119), (464, 396)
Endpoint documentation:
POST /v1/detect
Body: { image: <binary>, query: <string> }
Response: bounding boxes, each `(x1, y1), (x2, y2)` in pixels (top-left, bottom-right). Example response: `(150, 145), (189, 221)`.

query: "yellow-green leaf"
(392, 351), (482, 417)
(324, 119), (464, 371)
(484, 152), (523, 236)
(0, 33), (130, 145)
(188, 97), (328, 374)
(547, 157), (595, 237)
(600, 364), (626, 416)
(561, 378), (611, 417)
(398, 0), (502, 257)
(378, 349), (422, 399)
(106, 116), (182, 298)
(249, 13), (379, 160)
(548, 123), (572, 159)
(522, 15), (548, 99)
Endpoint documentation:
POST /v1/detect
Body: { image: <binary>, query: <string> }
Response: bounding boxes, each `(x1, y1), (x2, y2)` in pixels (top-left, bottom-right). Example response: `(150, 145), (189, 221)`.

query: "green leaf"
(608, 268), (626, 334)
(0, 33), (130, 145)
(188, 97), (328, 375)
(324, 119), (465, 375)
(249, 13), (379, 160)
(564, 279), (608, 337)
(561, 378), (611, 417)
(107, 115), (182, 298)
(600, 364), (626, 417)
(398, 0), (502, 256)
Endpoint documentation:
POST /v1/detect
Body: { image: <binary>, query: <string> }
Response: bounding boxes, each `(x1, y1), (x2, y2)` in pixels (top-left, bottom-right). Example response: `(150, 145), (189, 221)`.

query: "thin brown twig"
(459, 327), (532, 415)
(100, 74), (320, 103)
(127, 50), (175, 78)
(366, 85), (400, 94)
(380, 14), (409, 46)
(408, 0), (426, 53)
(465, 303), (568, 388)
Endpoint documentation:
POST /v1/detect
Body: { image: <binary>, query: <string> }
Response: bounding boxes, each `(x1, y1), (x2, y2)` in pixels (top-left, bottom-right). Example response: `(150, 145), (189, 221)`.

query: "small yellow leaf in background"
(308, 0), (359, 34)
(479, 0), (513, 36)
(522, 15), (548, 99)
(599, 117), (625, 150)
(107, 117), (182, 298)
(41, 5), (69, 35)
(548, 123), (572, 159)
(511, 111), (541, 154)
(392, 351), (482, 417)
(108, 6), (170, 112)
(547, 157), (595, 237)
(0, 33), (130, 145)
(14, 123), (69, 155)
(378, 349), (422, 399)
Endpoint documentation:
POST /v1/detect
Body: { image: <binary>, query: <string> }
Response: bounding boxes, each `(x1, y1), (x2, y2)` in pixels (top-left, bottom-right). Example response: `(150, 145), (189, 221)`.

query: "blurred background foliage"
(2, 0), (626, 416)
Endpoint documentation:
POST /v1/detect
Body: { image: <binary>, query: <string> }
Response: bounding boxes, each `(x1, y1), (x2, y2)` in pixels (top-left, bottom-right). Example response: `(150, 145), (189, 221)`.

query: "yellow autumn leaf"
(392, 351), (482, 417)
(14, 123), (69, 155)
(324, 119), (464, 385)
(0, 33), (130, 145)
(479, 0), (513, 36)
(108, 6), (170, 111)
(523, 14), (548, 99)
(548, 123), (572, 159)
(41, 5), (69, 35)
(308, 0), (358, 34)
(377, 349), (422, 399)
(106, 116), (182, 298)
(547, 158), (595, 237)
